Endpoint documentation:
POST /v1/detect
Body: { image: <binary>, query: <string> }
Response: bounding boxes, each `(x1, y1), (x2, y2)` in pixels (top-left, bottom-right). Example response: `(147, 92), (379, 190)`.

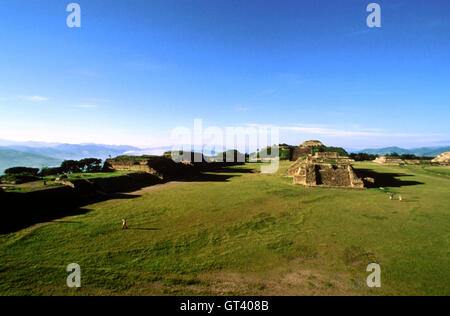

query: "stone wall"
(314, 152), (340, 159)
(315, 164), (351, 187)
(291, 147), (312, 161)
(300, 140), (324, 147)
(432, 152), (450, 165)
(105, 155), (244, 179)
(288, 159), (364, 188)
(374, 157), (421, 165)
(289, 140), (350, 162)
(347, 165), (365, 188)
(104, 156), (193, 180)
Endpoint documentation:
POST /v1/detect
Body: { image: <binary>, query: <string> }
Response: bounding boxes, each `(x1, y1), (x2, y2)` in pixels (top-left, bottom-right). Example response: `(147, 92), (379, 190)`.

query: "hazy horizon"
(1, 137), (449, 152)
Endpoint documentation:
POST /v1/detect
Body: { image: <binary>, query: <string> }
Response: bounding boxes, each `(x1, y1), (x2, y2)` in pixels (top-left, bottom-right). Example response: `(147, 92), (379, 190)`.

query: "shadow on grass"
(0, 198), (93, 234)
(354, 168), (425, 188)
(0, 168), (244, 234)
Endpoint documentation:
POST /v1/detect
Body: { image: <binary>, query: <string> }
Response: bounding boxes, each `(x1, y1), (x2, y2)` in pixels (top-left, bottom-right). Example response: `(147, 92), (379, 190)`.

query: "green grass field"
(44, 170), (140, 181)
(0, 161), (449, 296)
(1, 171), (140, 193)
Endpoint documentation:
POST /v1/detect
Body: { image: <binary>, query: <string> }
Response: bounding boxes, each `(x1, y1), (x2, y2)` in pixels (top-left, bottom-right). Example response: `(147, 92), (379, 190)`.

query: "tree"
(323, 146), (348, 156)
(78, 158), (102, 172)
(4, 167), (39, 176)
(279, 148), (291, 160)
(400, 154), (416, 160)
(349, 153), (378, 161)
(39, 167), (63, 176)
(60, 160), (82, 174)
(216, 150), (246, 163)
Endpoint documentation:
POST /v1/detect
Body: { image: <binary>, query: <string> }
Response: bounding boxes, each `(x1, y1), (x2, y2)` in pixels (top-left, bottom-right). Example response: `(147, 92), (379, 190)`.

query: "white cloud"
(281, 126), (382, 137)
(246, 123), (443, 138)
(124, 148), (169, 156)
(242, 123), (448, 149)
(22, 95), (49, 102)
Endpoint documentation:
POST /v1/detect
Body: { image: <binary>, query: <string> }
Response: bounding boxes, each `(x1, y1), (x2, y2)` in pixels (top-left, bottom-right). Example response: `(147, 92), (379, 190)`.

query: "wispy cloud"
(281, 125), (384, 137)
(246, 123), (443, 139)
(21, 95), (49, 102)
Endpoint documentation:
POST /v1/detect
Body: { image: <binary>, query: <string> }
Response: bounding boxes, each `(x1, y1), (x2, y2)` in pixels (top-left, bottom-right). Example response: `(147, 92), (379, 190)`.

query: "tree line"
(4, 158), (103, 177)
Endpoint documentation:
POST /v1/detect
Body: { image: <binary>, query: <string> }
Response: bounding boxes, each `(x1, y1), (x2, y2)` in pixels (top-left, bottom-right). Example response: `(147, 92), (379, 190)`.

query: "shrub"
(78, 158), (102, 172)
(323, 146), (348, 156)
(60, 160), (82, 174)
(215, 150), (246, 163)
(349, 153), (378, 161)
(279, 148), (291, 160)
(1, 174), (39, 184)
(39, 167), (63, 176)
(4, 167), (39, 176)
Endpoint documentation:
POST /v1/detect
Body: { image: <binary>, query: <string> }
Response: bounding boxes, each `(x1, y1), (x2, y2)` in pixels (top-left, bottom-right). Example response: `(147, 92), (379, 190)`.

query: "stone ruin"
(432, 152), (450, 165)
(373, 156), (421, 165)
(103, 155), (194, 180)
(103, 152), (243, 180)
(291, 140), (324, 161)
(287, 142), (365, 188)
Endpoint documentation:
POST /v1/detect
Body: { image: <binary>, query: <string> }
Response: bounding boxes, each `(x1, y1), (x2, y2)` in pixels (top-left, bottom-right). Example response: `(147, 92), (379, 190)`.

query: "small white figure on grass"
(122, 218), (128, 230)
(389, 193), (394, 200)
(399, 195), (403, 201)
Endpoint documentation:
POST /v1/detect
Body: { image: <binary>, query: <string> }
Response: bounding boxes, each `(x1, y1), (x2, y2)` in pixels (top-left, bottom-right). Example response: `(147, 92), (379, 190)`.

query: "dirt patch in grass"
(187, 265), (362, 296)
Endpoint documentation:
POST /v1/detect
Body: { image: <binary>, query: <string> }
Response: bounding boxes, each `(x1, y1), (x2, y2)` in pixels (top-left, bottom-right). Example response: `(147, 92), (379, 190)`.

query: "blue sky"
(0, 0), (449, 149)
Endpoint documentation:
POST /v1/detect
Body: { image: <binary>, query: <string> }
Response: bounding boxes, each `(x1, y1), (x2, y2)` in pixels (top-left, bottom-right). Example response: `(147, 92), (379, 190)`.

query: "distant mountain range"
(1, 144), (140, 161)
(356, 146), (450, 157)
(1, 139), (449, 174)
(0, 140), (144, 174)
(0, 149), (62, 174)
